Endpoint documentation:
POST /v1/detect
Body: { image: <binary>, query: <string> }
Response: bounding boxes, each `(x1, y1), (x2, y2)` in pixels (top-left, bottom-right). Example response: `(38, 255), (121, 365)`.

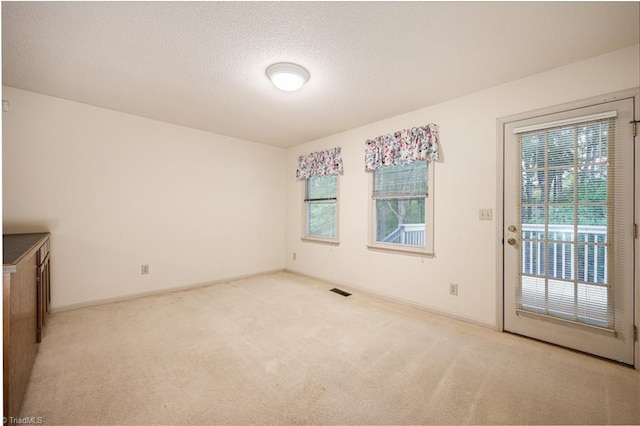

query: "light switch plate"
(479, 209), (492, 220)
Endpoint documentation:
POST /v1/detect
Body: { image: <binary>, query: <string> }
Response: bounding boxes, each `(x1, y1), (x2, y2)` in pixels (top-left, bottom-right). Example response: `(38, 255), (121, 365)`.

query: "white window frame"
(368, 162), (435, 255)
(301, 175), (340, 245)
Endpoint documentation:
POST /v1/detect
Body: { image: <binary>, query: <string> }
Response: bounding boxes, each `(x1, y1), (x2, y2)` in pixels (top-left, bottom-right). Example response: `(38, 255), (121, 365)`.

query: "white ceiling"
(3, 2), (639, 148)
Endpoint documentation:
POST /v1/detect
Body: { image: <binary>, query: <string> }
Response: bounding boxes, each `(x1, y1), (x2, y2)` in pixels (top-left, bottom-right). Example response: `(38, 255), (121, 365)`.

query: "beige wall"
(285, 45), (640, 327)
(3, 45), (638, 329)
(2, 87), (286, 309)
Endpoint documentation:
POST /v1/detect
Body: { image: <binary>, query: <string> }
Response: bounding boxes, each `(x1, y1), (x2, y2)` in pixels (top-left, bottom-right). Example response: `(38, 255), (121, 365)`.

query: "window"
(363, 123), (439, 254)
(304, 174), (338, 242)
(370, 161), (434, 254)
(296, 147), (343, 244)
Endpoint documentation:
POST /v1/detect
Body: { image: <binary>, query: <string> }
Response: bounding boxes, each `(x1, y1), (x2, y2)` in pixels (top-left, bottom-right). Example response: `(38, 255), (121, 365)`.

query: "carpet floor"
(19, 272), (640, 425)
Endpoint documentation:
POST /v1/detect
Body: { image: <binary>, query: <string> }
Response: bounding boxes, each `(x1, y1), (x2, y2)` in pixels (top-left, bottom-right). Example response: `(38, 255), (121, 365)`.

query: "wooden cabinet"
(36, 238), (51, 343)
(3, 233), (51, 418)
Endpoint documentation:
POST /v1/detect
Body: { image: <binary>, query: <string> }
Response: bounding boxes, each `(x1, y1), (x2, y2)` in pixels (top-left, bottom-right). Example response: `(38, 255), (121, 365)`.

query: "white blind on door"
(515, 113), (626, 329)
(512, 111), (617, 134)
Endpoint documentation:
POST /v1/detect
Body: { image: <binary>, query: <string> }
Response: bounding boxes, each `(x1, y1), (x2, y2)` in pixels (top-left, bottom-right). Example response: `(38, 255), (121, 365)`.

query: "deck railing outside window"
(521, 224), (607, 283)
(381, 223), (607, 284)
(380, 223), (425, 246)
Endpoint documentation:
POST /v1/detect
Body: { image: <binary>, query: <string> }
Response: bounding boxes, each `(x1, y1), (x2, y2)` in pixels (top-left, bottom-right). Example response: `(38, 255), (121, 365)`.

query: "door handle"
(507, 238), (517, 246)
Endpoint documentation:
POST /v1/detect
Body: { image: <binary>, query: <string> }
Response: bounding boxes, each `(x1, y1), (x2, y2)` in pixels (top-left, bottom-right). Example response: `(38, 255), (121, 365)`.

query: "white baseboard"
(55, 267), (495, 331)
(52, 269), (285, 313)
(284, 268), (496, 330)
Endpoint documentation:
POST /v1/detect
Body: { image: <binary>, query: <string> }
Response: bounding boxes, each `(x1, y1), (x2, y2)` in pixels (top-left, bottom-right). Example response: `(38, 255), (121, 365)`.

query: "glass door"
(503, 97), (635, 364)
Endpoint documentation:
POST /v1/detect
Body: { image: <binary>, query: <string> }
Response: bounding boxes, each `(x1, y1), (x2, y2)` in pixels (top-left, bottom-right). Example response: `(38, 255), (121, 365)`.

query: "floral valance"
(296, 147), (344, 180)
(364, 124), (439, 171)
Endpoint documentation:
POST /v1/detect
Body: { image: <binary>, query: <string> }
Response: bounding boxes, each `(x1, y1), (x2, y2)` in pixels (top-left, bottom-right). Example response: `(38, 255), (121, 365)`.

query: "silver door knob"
(508, 225), (517, 232)
(507, 238), (517, 246)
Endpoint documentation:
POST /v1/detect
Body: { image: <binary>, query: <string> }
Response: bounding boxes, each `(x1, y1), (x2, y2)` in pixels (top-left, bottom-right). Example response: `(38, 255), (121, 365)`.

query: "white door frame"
(496, 88), (639, 370)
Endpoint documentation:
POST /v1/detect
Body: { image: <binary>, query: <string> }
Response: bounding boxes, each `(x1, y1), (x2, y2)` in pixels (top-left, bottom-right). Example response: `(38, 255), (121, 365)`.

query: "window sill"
(366, 243), (434, 257)
(301, 237), (340, 246)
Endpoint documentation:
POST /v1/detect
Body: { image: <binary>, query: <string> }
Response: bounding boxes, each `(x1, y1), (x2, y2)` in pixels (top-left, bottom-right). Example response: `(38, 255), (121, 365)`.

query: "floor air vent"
(330, 288), (351, 297)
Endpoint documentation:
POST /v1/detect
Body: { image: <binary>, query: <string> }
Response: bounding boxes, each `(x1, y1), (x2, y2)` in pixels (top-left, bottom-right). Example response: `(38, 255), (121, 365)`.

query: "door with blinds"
(503, 97), (635, 364)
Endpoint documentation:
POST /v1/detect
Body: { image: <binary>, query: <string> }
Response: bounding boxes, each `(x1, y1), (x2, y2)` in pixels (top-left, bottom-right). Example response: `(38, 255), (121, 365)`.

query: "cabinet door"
(43, 255), (50, 320)
(36, 254), (49, 343)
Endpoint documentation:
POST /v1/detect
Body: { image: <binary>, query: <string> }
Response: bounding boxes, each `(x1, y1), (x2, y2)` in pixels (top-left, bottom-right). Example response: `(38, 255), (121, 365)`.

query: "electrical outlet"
(141, 264), (149, 274)
(449, 283), (458, 296)
(479, 209), (492, 220)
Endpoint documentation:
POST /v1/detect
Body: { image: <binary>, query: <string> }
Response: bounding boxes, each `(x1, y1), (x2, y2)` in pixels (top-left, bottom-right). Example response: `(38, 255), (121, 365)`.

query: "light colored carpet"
(19, 272), (640, 425)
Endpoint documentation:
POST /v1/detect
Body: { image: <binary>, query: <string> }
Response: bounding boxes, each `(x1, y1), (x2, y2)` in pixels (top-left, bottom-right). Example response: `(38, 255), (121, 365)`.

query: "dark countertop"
(3, 233), (50, 266)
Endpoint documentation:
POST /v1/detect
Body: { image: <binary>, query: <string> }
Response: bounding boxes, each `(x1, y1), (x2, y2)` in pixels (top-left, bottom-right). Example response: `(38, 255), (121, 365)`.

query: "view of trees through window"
(519, 120), (610, 283)
(521, 121), (608, 226)
(305, 175), (337, 238)
(374, 161), (427, 245)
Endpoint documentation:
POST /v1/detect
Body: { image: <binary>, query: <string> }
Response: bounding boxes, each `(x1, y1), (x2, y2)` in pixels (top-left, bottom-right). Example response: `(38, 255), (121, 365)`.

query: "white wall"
(3, 45), (638, 325)
(285, 45), (640, 327)
(2, 87), (286, 309)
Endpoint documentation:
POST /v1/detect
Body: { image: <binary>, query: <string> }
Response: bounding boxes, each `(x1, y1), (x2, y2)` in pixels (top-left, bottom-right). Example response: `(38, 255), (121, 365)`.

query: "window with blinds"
(305, 175), (338, 240)
(372, 161), (429, 250)
(514, 112), (619, 328)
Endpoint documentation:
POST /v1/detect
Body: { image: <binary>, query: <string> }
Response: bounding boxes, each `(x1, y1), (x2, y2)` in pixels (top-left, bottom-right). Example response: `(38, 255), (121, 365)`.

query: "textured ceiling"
(3, 2), (639, 148)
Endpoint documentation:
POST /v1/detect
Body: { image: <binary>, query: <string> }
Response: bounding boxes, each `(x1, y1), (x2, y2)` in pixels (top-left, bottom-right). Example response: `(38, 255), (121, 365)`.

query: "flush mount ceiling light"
(266, 62), (310, 92)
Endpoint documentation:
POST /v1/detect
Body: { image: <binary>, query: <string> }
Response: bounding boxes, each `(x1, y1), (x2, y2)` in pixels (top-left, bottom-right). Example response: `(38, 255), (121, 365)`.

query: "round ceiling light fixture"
(266, 62), (310, 92)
